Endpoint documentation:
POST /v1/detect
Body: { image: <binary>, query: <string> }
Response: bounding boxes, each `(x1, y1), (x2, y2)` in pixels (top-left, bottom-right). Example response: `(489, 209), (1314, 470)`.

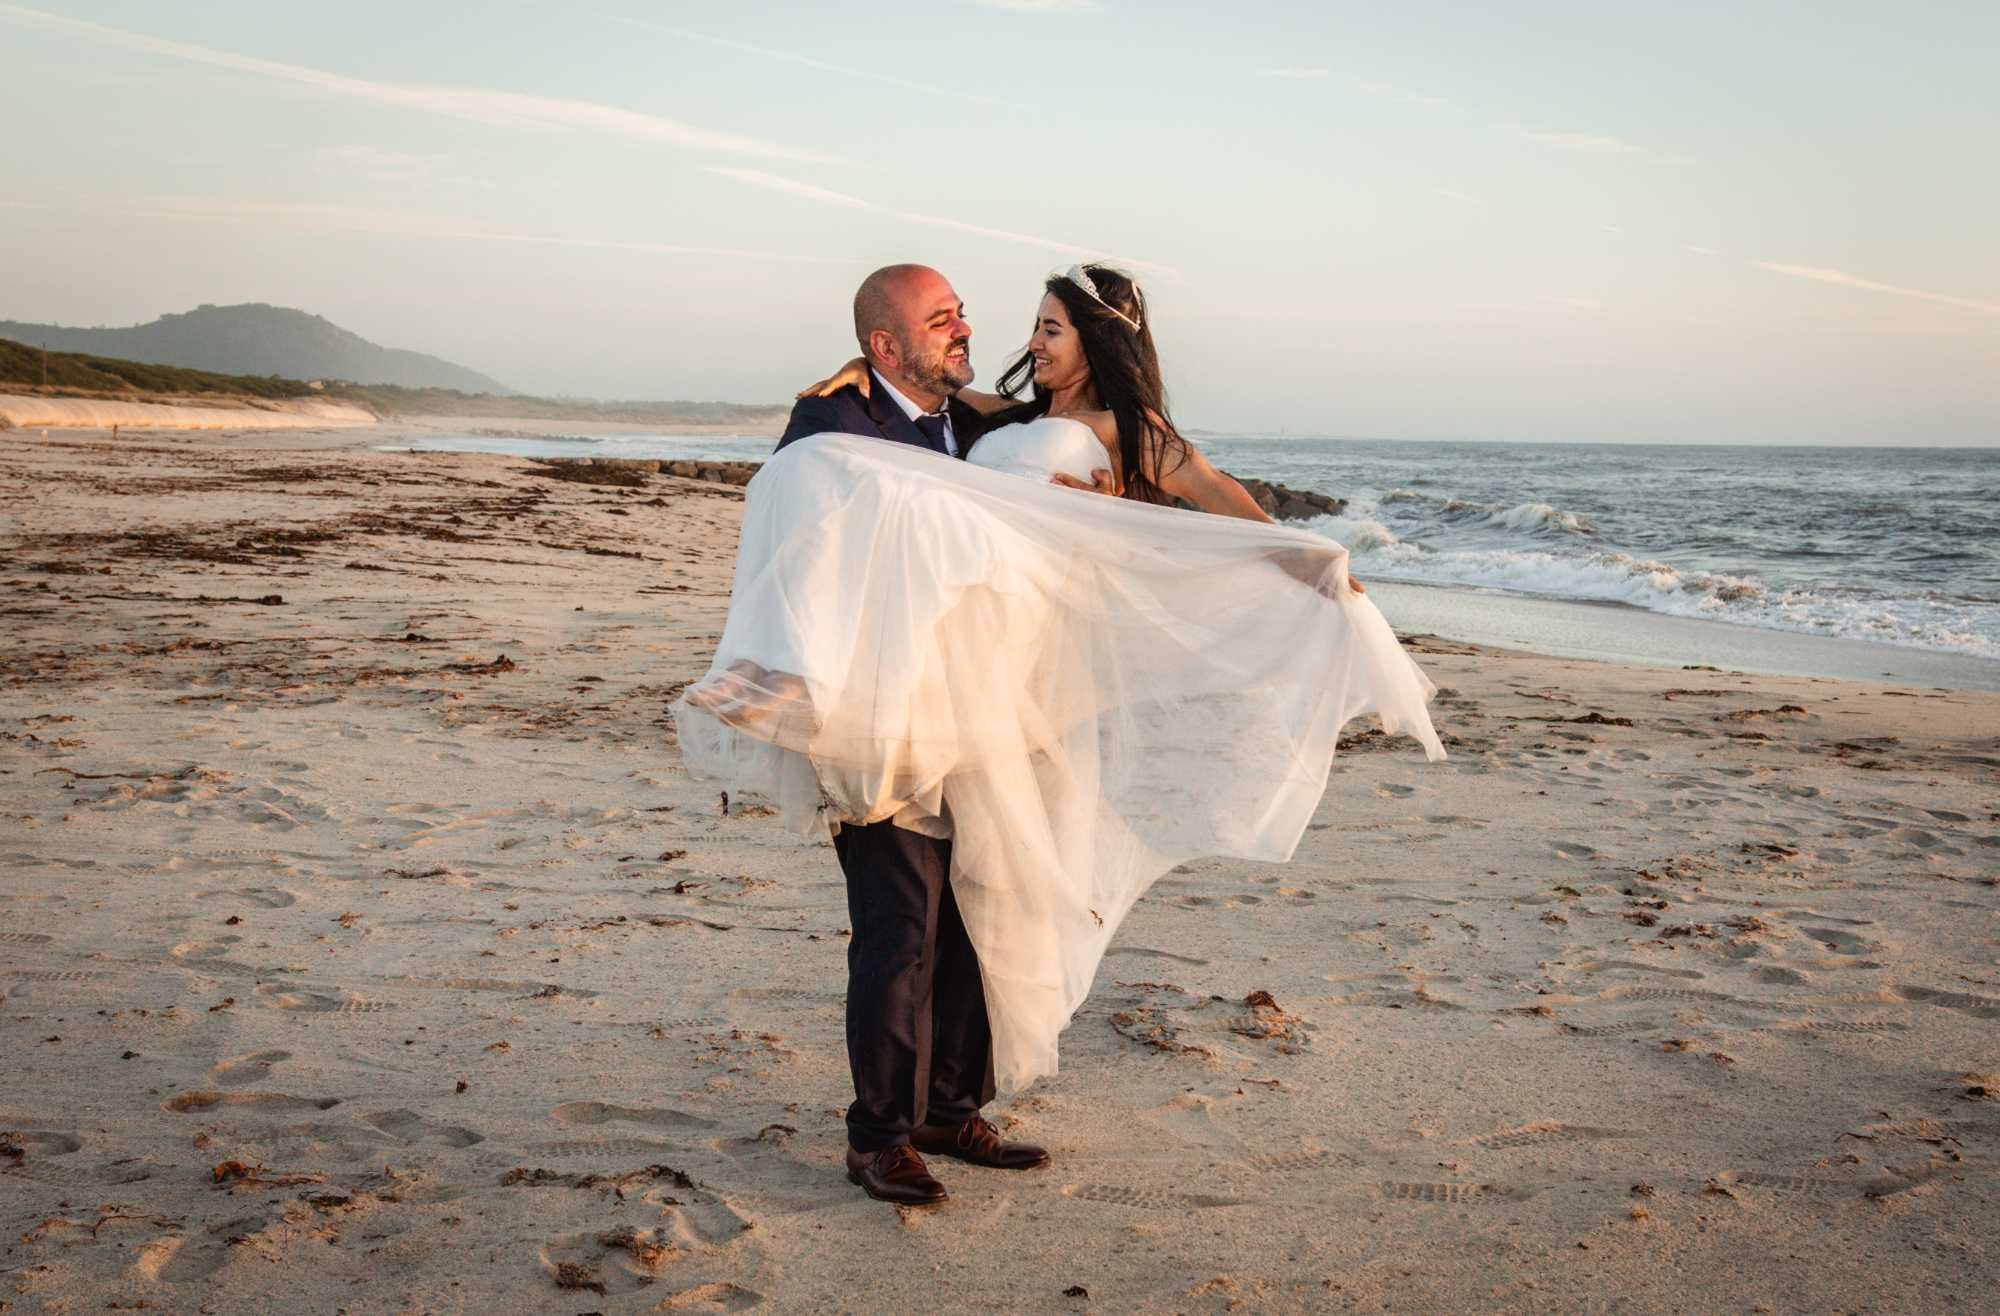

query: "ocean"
(378, 429), (2000, 691)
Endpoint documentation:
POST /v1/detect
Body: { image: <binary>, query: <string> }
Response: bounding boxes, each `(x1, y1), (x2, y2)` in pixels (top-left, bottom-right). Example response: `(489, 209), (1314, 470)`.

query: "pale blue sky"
(2, 0), (1995, 443)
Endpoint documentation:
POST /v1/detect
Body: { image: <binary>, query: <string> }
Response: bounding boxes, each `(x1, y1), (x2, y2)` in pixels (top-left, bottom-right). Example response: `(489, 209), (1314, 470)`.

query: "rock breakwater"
(531, 457), (1342, 520)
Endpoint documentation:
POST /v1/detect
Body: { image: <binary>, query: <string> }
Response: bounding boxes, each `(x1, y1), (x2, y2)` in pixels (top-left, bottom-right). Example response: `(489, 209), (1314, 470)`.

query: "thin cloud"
(710, 168), (870, 209)
(0, 2), (834, 163)
(1686, 245), (1719, 255)
(1523, 131), (1641, 154)
(316, 144), (445, 184)
(1549, 296), (1601, 309)
(614, 18), (1003, 106)
(1262, 68), (1442, 105)
(1759, 261), (1999, 314)
(976, 0), (1092, 9)
(1327, 75), (1444, 106)
(709, 167), (1179, 277)
(126, 196), (843, 264)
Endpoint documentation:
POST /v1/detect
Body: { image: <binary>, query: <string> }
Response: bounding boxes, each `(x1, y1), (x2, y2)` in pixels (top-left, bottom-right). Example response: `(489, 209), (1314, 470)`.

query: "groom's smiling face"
(891, 271), (974, 397)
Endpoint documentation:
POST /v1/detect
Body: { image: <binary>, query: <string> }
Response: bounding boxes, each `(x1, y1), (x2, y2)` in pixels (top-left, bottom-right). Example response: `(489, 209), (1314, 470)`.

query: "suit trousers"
(834, 817), (997, 1152)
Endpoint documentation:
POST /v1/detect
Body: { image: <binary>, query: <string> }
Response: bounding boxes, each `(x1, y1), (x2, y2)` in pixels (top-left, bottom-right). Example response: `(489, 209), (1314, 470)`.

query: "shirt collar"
(871, 367), (944, 422)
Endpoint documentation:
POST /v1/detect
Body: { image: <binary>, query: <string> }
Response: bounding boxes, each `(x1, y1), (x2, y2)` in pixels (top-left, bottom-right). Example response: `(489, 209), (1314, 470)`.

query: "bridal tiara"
(1062, 264), (1143, 333)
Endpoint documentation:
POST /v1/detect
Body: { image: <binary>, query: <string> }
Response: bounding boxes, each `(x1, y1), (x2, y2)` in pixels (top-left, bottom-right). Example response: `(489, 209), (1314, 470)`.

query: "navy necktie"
(914, 411), (950, 452)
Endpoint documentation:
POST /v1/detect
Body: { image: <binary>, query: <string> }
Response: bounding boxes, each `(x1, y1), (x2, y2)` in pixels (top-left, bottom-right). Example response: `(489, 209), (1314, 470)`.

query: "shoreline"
(373, 419), (1999, 691)
(17, 411), (2000, 691)
(2, 420), (1996, 1312)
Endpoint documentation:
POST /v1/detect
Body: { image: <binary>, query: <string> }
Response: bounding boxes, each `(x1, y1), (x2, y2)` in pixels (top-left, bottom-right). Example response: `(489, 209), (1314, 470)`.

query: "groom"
(777, 265), (1048, 1206)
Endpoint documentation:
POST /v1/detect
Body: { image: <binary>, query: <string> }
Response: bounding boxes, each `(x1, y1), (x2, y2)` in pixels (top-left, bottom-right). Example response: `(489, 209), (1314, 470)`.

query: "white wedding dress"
(673, 418), (1444, 1090)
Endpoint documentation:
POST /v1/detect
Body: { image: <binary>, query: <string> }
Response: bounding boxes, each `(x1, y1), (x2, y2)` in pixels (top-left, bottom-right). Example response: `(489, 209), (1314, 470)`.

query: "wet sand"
(2, 421), (1996, 1313)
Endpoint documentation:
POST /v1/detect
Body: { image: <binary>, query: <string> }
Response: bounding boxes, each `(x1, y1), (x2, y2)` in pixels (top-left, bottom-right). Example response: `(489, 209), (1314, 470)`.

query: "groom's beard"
(903, 335), (975, 396)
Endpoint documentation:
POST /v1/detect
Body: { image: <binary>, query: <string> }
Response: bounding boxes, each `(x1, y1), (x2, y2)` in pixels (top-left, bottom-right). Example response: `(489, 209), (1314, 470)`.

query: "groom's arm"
(775, 393), (848, 452)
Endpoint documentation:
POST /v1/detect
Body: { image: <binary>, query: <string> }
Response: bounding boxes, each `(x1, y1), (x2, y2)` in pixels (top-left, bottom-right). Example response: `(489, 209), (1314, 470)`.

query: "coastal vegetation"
(0, 336), (786, 427)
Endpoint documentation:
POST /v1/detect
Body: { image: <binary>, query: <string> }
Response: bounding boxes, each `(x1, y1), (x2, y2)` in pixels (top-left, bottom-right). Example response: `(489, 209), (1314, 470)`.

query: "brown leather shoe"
(845, 1144), (947, 1206)
(911, 1115), (1049, 1170)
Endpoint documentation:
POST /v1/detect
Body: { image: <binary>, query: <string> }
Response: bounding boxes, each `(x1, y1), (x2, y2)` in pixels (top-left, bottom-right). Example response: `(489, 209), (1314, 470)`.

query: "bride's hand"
(1271, 546), (1364, 598)
(1051, 469), (1121, 497)
(797, 357), (871, 400)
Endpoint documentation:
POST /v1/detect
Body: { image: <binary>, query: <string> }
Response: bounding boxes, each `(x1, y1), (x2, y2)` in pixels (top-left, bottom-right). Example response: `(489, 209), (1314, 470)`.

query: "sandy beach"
(2, 420), (1996, 1314)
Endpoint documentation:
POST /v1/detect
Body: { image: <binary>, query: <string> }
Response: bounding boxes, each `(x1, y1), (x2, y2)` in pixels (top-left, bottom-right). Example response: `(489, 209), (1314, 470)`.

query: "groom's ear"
(864, 328), (899, 371)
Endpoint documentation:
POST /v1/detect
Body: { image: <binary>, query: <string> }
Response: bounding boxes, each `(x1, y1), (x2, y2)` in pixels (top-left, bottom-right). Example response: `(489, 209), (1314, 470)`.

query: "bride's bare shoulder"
(1063, 409), (1119, 450)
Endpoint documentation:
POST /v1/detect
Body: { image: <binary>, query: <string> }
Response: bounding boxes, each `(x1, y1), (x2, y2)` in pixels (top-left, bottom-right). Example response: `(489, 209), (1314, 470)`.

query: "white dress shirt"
(871, 367), (957, 457)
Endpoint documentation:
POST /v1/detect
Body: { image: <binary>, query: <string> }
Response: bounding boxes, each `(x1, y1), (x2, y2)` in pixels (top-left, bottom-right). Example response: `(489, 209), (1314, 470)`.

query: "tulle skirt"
(672, 433), (1444, 1090)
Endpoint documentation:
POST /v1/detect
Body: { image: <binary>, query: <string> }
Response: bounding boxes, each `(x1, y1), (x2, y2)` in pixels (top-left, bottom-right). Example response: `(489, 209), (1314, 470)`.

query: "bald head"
(851, 264), (974, 407)
(854, 265), (944, 354)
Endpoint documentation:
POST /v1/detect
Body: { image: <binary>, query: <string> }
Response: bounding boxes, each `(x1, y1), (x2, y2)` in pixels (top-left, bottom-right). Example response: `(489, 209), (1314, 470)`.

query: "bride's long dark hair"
(993, 266), (1190, 505)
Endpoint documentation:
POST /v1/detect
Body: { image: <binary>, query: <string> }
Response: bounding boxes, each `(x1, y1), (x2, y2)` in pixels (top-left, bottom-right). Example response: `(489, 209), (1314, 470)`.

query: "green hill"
(0, 337), (322, 399)
(0, 337), (786, 428)
(0, 303), (508, 394)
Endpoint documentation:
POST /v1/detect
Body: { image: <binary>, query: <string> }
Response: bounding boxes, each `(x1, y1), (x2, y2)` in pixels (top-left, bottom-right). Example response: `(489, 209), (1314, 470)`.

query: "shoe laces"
(881, 1144), (927, 1174)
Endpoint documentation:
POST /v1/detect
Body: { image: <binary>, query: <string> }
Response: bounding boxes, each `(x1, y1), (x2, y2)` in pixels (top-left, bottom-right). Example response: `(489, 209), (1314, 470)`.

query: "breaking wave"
(1309, 511), (1999, 658)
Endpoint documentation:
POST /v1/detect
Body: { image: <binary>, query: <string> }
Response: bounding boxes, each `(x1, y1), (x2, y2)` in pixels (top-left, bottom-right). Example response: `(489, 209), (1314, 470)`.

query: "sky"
(1, 0), (1995, 445)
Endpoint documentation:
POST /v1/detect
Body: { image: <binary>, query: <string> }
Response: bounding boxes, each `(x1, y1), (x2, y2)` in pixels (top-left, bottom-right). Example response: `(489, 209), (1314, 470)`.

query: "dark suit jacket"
(776, 381), (989, 458)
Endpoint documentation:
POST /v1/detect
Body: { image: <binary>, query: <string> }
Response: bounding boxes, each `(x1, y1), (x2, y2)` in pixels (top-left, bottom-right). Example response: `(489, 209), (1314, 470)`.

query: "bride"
(674, 264), (1444, 1093)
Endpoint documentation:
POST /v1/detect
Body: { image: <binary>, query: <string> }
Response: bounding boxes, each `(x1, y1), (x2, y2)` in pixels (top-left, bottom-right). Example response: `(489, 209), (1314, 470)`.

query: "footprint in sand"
(210, 1049), (292, 1087)
(1376, 783), (1418, 798)
(1604, 985), (1735, 1004)
(1884, 826), (1959, 854)
(651, 1282), (765, 1312)
(2, 1130), (154, 1189)
(1562, 1019), (1663, 1038)
(363, 1108), (485, 1148)
(167, 937), (262, 977)
(538, 1229), (677, 1297)
(2, 1130), (82, 1157)
(1573, 960), (1707, 980)
(195, 886), (297, 909)
(1894, 984), (2000, 1019)
(252, 983), (395, 1013)
(1378, 1181), (1537, 1204)
(1551, 841), (1598, 860)
(1170, 893), (1263, 910)
(1796, 925), (1884, 956)
(1464, 1122), (1631, 1150)
(1105, 946), (1210, 966)
(734, 986), (830, 1003)
(163, 1090), (339, 1114)
(1237, 1147), (1366, 1174)
(1710, 1169), (1838, 1198)
(1061, 1183), (1249, 1209)
(549, 1101), (719, 1132)
(1780, 1020), (1910, 1035)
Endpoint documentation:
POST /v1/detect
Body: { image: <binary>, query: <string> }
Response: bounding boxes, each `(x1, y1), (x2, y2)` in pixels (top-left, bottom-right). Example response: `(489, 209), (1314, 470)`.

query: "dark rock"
(663, 459), (760, 487)
(533, 456), (1341, 515)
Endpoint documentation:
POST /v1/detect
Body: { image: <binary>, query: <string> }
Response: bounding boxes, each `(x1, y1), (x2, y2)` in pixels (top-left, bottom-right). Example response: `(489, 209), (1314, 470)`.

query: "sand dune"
(1, 420), (1995, 1312)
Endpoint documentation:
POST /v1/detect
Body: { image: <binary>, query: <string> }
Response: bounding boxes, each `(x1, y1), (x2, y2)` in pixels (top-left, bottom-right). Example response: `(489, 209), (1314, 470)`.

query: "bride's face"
(1028, 293), (1089, 393)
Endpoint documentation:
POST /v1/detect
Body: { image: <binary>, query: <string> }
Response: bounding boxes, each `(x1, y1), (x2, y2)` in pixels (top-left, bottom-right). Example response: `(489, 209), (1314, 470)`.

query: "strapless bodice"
(966, 416), (1105, 484)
